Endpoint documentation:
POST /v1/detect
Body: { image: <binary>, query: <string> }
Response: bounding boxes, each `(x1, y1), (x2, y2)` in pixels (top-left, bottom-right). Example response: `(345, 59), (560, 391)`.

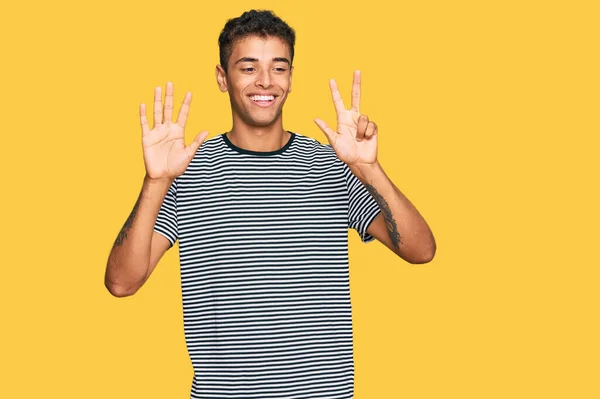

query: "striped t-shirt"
(154, 132), (381, 399)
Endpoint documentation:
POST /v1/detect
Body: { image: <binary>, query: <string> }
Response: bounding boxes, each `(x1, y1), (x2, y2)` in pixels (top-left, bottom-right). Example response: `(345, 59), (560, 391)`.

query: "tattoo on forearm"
(365, 183), (402, 249)
(113, 196), (141, 247)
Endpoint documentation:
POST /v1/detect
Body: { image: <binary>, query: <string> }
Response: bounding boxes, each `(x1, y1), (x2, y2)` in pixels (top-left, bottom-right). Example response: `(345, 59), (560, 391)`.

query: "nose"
(255, 68), (272, 89)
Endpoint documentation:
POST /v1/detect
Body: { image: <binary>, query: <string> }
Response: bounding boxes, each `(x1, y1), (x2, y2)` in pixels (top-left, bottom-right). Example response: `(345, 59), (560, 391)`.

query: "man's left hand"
(315, 70), (378, 166)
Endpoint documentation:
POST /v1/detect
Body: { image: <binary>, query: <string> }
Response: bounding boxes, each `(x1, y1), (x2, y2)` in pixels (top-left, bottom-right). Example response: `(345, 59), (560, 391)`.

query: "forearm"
(105, 175), (173, 296)
(350, 162), (436, 263)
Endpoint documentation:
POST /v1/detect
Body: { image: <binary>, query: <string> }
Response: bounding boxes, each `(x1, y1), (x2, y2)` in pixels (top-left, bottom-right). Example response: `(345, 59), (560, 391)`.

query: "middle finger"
(164, 82), (174, 123)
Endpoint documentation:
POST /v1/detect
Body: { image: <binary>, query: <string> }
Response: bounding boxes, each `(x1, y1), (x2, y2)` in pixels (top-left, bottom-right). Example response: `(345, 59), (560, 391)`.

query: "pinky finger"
(140, 103), (150, 136)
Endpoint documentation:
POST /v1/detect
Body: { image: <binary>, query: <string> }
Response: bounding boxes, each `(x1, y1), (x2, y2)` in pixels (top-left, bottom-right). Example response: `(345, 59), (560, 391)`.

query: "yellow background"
(1, 0), (598, 398)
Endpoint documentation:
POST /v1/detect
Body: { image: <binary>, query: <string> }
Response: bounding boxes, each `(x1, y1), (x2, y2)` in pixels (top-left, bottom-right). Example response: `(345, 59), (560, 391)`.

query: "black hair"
(218, 9), (296, 72)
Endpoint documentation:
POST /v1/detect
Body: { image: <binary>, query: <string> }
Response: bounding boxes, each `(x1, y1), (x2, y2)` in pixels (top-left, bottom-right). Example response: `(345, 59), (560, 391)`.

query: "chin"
(249, 120), (278, 128)
(243, 111), (282, 128)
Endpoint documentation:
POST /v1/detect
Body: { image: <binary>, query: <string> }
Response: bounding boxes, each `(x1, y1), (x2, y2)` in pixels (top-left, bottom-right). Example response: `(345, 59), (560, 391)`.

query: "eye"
(242, 67), (256, 73)
(274, 67), (287, 72)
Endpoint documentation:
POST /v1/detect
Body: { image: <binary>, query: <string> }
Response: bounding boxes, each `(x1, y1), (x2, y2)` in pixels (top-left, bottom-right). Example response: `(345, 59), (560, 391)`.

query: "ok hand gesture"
(140, 82), (209, 180)
(314, 70), (378, 166)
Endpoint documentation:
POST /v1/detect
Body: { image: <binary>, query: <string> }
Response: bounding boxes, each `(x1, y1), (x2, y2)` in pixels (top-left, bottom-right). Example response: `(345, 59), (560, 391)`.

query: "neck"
(227, 119), (290, 152)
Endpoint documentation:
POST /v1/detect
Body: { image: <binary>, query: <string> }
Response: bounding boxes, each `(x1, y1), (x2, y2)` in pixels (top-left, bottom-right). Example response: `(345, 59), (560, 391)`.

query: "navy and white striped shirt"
(154, 132), (381, 399)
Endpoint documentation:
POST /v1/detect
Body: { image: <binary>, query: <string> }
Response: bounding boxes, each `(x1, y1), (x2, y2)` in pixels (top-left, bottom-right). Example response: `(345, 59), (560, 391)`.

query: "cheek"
(278, 78), (292, 93)
(232, 85), (249, 103)
(228, 76), (249, 94)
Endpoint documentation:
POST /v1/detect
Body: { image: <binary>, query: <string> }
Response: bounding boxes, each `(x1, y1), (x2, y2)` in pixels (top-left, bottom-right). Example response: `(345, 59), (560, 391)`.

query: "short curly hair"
(218, 9), (296, 72)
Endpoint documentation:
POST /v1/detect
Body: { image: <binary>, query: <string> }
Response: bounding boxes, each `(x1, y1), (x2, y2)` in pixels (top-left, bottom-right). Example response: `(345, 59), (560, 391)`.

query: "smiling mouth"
(249, 95), (276, 103)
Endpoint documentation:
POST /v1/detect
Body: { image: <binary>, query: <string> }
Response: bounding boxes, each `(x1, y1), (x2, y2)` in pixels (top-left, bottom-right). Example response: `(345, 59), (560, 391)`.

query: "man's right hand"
(140, 82), (209, 180)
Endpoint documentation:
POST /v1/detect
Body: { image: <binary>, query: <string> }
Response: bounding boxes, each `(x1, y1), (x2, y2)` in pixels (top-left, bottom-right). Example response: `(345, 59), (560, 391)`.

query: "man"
(105, 9), (435, 399)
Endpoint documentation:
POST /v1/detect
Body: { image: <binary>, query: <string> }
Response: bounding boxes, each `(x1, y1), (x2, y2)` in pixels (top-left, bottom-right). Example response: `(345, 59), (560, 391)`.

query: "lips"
(248, 94), (277, 107)
(249, 94), (275, 101)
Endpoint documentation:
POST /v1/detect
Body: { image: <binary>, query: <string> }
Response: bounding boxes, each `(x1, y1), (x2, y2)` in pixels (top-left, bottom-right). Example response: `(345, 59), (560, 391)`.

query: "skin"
(215, 35), (294, 152)
(315, 71), (436, 263)
(105, 83), (207, 297)
(105, 34), (435, 298)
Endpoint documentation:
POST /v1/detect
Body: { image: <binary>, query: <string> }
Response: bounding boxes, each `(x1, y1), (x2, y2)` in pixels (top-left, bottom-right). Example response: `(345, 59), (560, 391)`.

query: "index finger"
(329, 79), (346, 115)
(351, 70), (361, 113)
(176, 92), (193, 128)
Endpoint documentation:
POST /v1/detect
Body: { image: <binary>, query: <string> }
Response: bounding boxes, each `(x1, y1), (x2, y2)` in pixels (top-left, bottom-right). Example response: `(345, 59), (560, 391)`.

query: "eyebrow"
(234, 57), (291, 65)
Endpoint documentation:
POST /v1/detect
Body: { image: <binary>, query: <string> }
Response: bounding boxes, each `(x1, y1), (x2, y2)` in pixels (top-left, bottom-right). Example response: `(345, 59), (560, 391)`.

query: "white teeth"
(250, 95), (274, 101)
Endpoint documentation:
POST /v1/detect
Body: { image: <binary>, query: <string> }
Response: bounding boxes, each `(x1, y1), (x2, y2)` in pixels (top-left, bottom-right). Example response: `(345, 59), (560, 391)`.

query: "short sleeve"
(343, 163), (382, 243)
(153, 179), (178, 248)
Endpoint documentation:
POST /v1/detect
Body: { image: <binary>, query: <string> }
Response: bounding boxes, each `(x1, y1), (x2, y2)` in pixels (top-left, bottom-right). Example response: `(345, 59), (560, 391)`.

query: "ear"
(288, 65), (294, 94)
(216, 65), (228, 93)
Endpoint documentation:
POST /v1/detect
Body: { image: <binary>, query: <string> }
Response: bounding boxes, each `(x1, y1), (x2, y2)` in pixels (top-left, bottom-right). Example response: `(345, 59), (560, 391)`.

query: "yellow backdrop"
(1, 0), (598, 398)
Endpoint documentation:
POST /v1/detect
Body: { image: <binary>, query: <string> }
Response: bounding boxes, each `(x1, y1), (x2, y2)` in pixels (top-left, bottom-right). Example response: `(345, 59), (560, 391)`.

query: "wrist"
(348, 161), (382, 183)
(142, 175), (174, 200)
(144, 174), (174, 185)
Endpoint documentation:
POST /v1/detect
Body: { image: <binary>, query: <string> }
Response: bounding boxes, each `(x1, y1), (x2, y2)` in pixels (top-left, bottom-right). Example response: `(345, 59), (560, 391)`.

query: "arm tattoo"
(113, 195), (141, 247)
(365, 183), (402, 249)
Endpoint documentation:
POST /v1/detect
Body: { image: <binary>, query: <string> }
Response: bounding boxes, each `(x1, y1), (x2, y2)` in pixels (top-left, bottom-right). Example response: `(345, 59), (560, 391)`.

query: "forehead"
(229, 35), (291, 62)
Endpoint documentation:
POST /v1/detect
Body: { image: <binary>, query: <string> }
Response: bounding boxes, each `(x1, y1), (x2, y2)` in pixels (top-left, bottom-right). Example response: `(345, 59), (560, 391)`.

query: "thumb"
(185, 130), (209, 158)
(314, 118), (337, 144)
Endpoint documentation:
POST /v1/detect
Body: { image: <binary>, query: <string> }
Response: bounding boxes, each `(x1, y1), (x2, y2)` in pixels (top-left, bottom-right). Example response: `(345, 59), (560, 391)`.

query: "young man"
(105, 9), (435, 399)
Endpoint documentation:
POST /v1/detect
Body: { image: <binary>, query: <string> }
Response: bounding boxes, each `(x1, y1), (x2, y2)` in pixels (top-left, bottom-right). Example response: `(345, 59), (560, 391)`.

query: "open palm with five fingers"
(141, 82), (208, 180)
(314, 70), (378, 166)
